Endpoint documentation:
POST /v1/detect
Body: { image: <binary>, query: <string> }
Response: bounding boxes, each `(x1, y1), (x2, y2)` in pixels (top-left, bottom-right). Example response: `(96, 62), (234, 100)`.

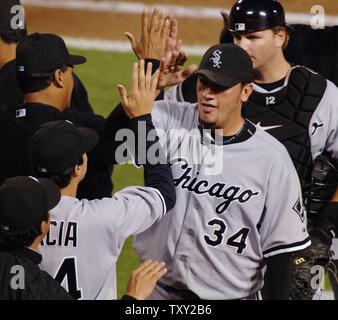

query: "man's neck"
(60, 180), (79, 198)
(24, 91), (65, 112)
(0, 43), (16, 70)
(253, 52), (291, 84)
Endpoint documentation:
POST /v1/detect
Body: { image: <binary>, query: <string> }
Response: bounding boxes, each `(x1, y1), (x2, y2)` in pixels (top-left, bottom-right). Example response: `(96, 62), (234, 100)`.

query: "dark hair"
(17, 64), (68, 94)
(34, 156), (84, 189)
(0, 29), (27, 44)
(241, 80), (251, 86)
(0, 212), (48, 250)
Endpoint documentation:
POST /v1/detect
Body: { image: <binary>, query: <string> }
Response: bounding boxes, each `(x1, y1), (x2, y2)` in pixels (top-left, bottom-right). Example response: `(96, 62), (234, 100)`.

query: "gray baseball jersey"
(38, 186), (166, 300)
(165, 73), (338, 163)
(133, 100), (310, 299)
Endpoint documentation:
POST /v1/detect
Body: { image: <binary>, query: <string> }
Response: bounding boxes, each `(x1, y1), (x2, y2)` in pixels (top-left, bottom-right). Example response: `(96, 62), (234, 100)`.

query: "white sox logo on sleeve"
(172, 161), (259, 214)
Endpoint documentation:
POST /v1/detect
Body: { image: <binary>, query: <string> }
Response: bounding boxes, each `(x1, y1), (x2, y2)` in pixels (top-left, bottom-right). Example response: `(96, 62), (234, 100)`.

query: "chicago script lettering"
(173, 162), (259, 214)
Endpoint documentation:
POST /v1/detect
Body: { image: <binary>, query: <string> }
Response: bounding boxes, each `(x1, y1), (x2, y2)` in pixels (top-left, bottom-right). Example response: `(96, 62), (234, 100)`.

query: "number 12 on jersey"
(204, 219), (250, 254)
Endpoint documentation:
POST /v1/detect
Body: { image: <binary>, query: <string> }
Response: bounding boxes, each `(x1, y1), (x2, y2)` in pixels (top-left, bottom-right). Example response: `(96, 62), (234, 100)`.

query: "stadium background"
(20, 0), (338, 299)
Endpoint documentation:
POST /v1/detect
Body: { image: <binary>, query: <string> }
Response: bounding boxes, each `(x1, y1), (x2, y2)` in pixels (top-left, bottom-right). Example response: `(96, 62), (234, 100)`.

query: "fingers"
(124, 32), (137, 50)
(182, 64), (198, 79)
(152, 265), (167, 281)
(141, 9), (149, 42)
(176, 50), (188, 68)
(139, 59), (146, 89)
(130, 62), (139, 94)
(145, 61), (153, 89)
(157, 9), (166, 35)
(161, 18), (170, 42)
(220, 9), (230, 29)
(151, 69), (160, 93)
(117, 84), (128, 108)
(149, 7), (160, 34)
(169, 16), (178, 40)
(175, 39), (182, 52)
(139, 261), (167, 279)
(133, 259), (153, 274)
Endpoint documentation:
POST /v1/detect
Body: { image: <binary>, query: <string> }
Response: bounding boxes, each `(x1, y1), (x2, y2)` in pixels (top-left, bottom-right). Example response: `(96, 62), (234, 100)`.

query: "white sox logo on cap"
(210, 50), (222, 68)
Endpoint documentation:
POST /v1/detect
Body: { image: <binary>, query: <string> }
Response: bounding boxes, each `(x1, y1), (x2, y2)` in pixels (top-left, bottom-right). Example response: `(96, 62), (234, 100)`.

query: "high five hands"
(125, 7), (197, 90)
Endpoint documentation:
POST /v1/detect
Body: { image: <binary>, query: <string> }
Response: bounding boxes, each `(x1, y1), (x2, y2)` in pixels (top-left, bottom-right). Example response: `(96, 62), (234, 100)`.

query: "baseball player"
(110, 43), (310, 299)
(0, 175), (73, 300)
(162, 0), (338, 300)
(0, 32), (113, 200)
(28, 60), (175, 300)
(0, 0), (94, 113)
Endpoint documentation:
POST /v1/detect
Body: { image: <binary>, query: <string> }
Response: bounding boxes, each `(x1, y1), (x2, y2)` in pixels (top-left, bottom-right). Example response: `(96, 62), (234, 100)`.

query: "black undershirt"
(254, 77), (286, 92)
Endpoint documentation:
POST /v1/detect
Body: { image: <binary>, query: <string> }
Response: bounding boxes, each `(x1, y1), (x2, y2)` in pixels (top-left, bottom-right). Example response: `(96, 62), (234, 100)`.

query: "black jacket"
(0, 247), (73, 300)
(0, 103), (113, 200)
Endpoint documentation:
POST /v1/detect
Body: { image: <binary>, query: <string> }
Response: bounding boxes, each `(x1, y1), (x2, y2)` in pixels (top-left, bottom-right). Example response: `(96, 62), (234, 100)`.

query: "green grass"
(68, 48), (202, 298)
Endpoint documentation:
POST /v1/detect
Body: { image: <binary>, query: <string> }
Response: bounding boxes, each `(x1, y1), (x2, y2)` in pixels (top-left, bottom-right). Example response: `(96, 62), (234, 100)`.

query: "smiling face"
(196, 75), (252, 134)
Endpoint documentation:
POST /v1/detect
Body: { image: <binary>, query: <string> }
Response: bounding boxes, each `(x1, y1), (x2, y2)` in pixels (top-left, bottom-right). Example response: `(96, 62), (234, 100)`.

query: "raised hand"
(220, 9), (230, 30)
(125, 7), (170, 60)
(117, 60), (159, 119)
(125, 260), (167, 300)
(157, 51), (198, 89)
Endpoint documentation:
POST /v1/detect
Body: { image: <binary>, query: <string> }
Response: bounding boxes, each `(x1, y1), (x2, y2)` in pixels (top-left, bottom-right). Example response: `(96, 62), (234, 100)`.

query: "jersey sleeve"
(92, 186), (166, 245)
(310, 80), (338, 161)
(151, 100), (177, 133)
(259, 160), (311, 258)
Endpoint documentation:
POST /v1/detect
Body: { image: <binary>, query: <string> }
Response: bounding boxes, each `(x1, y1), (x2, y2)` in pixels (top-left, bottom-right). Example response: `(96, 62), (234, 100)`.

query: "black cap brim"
(78, 127), (99, 153)
(68, 54), (87, 66)
(195, 69), (241, 88)
(37, 178), (61, 211)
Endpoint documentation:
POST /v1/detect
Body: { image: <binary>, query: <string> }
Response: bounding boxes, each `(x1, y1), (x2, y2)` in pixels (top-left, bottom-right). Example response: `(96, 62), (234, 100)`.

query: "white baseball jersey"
(38, 186), (166, 300)
(133, 100), (310, 300)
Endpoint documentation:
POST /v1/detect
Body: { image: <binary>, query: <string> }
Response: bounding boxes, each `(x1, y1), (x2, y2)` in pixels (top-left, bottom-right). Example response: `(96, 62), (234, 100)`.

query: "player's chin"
(200, 118), (217, 130)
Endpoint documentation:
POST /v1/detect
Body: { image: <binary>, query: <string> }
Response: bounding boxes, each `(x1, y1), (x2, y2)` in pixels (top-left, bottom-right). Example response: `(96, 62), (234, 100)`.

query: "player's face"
(233, 30), (282, 71)
(197, 76), (252, 133)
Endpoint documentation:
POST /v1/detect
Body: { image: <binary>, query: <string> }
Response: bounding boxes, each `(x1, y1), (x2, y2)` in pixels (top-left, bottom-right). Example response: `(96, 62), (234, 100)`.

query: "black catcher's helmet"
(229, 0), (291, 33)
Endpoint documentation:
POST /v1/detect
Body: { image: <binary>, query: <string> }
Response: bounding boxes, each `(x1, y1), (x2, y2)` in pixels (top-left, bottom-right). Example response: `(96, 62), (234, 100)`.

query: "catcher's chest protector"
(243, 66), (327, 193)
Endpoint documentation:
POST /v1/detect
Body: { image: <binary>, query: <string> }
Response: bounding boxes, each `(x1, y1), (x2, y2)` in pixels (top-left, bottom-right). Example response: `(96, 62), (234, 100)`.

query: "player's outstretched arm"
(123, 260), (167, 300)
(117, 60), (176, 212)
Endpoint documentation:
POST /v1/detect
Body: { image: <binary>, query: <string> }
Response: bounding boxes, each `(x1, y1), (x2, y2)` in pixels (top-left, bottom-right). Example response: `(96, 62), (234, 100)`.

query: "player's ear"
(241, 83), (253, 103)
(73, 154), (87, 179)
(53, 68), (65, 88)
(273, 28), (286, 49)
(40, 212), (51, 236)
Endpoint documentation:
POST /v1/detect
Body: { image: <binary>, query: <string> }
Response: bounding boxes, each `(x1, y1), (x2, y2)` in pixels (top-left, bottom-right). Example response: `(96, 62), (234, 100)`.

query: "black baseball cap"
(16, 33), (86, 75)
(195, 43), (253, 87)
(0, 0), (25, 32)
(0, 176), (60, 232)
(29, 120), (99, 174)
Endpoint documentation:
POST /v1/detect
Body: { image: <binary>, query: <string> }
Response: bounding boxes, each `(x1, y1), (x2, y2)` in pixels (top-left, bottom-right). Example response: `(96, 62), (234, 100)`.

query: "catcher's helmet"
(229, 0), (290, 33)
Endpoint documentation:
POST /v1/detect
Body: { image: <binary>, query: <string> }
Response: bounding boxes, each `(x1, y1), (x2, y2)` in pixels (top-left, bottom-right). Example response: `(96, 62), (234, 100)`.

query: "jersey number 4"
(55, 257), (82, 300)
(204, 219), (250, 254)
